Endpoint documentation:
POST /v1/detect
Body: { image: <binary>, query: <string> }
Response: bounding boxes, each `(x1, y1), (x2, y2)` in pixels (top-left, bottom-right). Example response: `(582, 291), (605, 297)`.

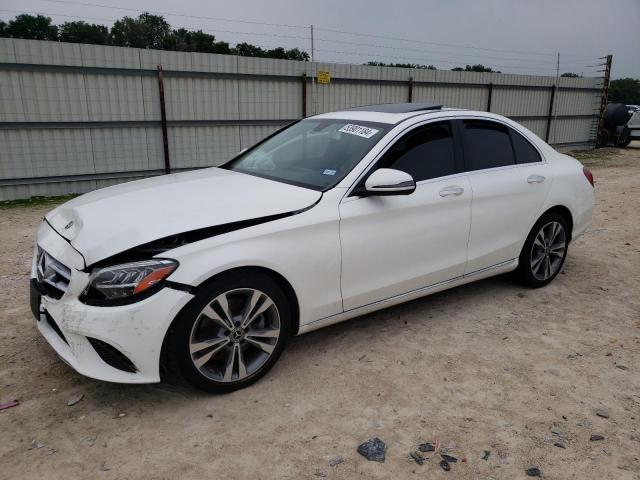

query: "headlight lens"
(84, 259), (178, 300)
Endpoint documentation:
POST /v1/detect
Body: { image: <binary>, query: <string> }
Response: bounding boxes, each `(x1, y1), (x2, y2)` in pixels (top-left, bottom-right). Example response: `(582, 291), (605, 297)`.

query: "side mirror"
(359, 168), (416, 196)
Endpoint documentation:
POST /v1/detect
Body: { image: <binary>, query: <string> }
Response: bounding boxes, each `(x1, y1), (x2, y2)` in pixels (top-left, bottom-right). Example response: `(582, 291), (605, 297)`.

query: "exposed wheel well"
(540, 205), (573, 241)
(193, 266), (300, 336)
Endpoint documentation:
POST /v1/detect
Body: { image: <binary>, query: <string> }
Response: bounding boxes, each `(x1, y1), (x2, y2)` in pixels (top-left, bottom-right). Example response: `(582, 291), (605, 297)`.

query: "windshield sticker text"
(338, 124), (379, 139)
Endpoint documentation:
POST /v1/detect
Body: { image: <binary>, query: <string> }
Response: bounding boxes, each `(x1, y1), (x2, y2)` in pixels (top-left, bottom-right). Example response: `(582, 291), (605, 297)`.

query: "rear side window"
(461, 120), (515, 171)
(378, 122), (456, 182)
(510, 129), (542, 164)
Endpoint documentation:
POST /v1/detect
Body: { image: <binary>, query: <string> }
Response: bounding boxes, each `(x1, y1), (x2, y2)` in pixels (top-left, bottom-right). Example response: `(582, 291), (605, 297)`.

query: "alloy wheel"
(530, 221), (566, 281)
(189, 288), (280, 382)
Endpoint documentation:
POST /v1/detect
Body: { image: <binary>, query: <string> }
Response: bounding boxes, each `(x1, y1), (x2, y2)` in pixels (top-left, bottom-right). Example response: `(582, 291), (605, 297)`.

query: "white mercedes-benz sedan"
(31, 103), (595, 392)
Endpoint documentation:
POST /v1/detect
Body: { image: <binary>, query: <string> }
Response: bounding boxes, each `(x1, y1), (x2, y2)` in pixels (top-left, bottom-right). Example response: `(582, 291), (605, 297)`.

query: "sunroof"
(344, 102), (443, 114)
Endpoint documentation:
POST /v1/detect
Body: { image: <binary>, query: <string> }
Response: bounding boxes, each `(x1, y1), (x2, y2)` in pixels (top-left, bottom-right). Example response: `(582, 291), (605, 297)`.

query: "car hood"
(46, 168), (321, 267)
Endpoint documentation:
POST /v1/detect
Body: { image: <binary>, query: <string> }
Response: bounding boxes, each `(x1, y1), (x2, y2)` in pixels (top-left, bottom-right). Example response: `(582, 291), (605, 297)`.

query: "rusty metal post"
(595, 54), (613, 147)
(157, 65), (171, 174)
(301, 73), (307, 117)
(408, 77), (413, 103)
(486, 82), (493, 112)
(545, 84), (556, 143)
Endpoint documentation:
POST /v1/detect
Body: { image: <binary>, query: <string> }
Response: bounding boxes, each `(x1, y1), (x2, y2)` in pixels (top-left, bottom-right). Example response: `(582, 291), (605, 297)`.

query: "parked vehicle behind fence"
(600, 103), (639, 147)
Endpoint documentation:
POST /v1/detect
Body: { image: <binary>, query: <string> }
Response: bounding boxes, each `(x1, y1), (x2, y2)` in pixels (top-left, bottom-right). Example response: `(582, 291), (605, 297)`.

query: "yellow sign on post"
(317, 70), (331, 84)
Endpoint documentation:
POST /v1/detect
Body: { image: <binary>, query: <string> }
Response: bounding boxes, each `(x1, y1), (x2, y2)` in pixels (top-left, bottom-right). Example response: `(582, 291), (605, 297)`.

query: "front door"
(339, 121), (472, 311)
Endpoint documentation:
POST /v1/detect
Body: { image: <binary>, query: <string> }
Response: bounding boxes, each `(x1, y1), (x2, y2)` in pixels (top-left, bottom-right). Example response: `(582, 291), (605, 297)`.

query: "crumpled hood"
(46, 168), (321, 267)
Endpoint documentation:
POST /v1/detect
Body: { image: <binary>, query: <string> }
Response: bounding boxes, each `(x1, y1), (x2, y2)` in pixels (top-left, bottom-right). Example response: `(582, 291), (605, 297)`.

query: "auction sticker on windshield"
(339, 124), (380, 139)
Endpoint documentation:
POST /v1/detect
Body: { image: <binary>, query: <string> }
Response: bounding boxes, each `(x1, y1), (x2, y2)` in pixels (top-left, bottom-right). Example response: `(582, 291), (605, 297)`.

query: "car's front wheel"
(168, 270), (291, 393)
(515, 213), (569, 288)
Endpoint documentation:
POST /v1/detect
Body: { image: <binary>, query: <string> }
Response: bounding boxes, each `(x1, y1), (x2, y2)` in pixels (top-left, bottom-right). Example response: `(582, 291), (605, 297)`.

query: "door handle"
(439, 185), (464, 197)
(527, 174), (545, 184)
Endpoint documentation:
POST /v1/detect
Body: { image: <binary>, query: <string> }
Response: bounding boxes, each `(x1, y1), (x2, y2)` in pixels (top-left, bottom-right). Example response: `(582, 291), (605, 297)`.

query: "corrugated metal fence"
(0, 38), (604, 201)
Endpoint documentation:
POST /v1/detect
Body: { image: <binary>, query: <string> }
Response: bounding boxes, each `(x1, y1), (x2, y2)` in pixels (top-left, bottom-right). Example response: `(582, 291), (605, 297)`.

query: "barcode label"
(338, 124), (379, 139)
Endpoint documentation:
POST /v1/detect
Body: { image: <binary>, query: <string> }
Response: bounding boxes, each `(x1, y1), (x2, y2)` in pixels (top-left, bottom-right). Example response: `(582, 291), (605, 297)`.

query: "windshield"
(224, 119), (389, 190)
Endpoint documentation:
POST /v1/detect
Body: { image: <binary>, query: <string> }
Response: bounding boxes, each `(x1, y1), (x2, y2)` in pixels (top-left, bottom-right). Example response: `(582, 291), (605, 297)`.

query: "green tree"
(452, 64), (500, 73)
(167, 28), (230, 54)
(560, 72), (581, 78)
(59, 21), (110, 45)
(230, 42), (308, 60)
(608, 78), (640, 104)
(265, 47), (309, 61)
(111, 13), (171, 49)
(283, 48), (309, 61)
(366, 61), (436, 70)
(187, 30), (229, 54)
(1, 12), (310, 61)
(231, 42), (266, 57)
(4, 14), (58, 40)
(263, 46), (288, 59)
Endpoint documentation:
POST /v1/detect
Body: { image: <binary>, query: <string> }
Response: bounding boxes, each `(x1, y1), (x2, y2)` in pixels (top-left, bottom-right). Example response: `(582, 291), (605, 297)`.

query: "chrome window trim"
(341, 112), (551, 200)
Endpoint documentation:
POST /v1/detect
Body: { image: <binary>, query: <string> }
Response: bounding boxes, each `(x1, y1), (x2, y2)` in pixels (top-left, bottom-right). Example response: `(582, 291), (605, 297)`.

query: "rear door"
(457, 119), (553, 273)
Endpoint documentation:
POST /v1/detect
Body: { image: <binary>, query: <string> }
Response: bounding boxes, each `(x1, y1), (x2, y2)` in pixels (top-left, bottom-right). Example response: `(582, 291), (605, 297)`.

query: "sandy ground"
(1, 144), (639, 480)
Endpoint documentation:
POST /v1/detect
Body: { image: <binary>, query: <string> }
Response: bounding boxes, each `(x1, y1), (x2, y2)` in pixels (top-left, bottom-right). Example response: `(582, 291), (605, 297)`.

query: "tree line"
(0, 13), (568, 73)
(609, 78), (640, 105)
(367, 62), (587, 75)
(1, 12), (637, 96)
(0, 13), (590, 75)
(368, 61), (502, 72)
(0, 13), (309, 61)
(366, 62), (504, 73)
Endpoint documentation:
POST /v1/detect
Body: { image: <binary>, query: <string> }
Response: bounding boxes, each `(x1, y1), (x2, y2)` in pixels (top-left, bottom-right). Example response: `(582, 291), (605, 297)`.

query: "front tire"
(168, 270), (291, 393)
(515, 213), (569, 288)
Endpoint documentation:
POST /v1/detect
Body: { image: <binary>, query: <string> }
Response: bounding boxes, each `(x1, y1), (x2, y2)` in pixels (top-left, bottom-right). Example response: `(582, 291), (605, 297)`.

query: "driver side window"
(377, 121), (456, 182)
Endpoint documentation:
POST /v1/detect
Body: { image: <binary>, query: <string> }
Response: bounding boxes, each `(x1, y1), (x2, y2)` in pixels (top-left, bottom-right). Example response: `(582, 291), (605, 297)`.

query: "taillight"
(583, 167), (594, 187)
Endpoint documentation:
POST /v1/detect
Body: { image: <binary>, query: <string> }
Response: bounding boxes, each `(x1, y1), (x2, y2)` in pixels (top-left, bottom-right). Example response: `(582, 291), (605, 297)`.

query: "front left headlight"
(82, 259), (178, 303)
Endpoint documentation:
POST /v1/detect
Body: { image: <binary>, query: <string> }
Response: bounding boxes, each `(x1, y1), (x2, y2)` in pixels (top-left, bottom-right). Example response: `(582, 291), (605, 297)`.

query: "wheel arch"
(219, 266), (301, 336)
(159, 265), (301, 381)
(192, 266), (300, 335)
(539, 205), (574, 241)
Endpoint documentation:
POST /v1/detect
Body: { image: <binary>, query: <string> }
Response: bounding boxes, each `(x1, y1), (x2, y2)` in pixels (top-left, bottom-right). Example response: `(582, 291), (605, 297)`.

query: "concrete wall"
(0, 38), (604, 200)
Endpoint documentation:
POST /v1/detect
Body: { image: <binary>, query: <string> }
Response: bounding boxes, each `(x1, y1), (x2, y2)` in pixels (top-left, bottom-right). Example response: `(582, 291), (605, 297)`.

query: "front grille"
(87, 337), (137, 373)
(35, 247), (71, 299)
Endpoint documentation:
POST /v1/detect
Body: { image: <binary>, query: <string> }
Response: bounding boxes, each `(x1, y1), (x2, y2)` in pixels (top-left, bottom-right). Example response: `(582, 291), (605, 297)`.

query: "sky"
(2, 0), (639, 78)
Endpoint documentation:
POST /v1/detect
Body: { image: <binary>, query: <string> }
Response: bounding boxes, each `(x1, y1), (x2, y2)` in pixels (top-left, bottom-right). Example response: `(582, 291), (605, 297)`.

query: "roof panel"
(343, 102), (443, 113)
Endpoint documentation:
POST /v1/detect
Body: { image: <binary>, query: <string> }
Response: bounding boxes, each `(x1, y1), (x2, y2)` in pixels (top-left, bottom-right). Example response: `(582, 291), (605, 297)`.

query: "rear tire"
(617, 129), (631, 148)
(515, 213), (569, 288)
(168, 270), (291, 393)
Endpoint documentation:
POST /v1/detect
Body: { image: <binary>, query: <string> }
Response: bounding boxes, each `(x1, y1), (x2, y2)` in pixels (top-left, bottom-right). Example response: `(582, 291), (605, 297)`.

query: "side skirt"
(297, 258), (518, 335)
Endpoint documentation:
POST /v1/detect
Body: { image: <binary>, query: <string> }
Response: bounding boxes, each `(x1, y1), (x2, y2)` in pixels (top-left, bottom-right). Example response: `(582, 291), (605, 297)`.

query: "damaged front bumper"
(31, 221), (193, 384)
